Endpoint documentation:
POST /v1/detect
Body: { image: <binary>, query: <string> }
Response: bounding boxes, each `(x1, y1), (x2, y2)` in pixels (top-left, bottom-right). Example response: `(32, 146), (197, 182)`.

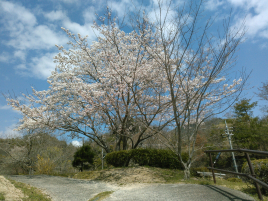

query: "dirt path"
(7, 174), (256, 201)
(0, 175), (25, 201)
(7, 175), (120, 201)
(3, 167), (256, 201)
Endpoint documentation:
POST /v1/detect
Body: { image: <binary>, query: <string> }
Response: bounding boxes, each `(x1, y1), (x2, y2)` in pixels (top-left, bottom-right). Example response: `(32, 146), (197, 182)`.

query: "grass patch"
(0, 192), (5, 201)
(88, 191), (114, 201)
(49, 172), (77, 178)
(73, 170), (101, 180)
(8, 179), (52, 201)
(146, 166), (185, 183)
(183, 176), (268, 201)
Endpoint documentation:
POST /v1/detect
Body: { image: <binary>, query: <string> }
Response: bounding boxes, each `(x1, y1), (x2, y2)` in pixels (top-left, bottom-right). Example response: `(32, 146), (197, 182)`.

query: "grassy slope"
(7, 178), (52, 201)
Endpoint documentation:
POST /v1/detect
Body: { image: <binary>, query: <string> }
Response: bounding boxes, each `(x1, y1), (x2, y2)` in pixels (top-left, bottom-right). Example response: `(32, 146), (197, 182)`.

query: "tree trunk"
(116, 136), (122, 151)
(182, 160), (191, 180)
(122, 136), (128, 150)
(184, 166), (191, 180)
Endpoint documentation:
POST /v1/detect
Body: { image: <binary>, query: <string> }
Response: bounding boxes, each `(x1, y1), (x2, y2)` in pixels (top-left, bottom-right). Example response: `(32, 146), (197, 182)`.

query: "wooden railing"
(204, 149), (268, 200)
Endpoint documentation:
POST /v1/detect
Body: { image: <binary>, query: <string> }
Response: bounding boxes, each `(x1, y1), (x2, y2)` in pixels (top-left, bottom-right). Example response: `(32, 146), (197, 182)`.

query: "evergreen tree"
(232, 99), (267, 150)
(72, 145), (95, 172)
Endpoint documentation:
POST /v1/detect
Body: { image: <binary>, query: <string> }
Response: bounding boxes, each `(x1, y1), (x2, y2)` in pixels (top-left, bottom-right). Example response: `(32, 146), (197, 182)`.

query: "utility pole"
(223, 120), (239, 176)
(101, 148), (106, 170)
(102, 148), (103, 169)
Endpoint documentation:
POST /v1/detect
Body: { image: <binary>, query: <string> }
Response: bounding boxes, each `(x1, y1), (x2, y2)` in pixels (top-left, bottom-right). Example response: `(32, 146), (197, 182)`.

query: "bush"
(72, 145), (95, 171)
(242, 159), (268, 194)
(105, 148), (188, 169)
(105, 150), (132, 167)
(36, 155), (56, 175)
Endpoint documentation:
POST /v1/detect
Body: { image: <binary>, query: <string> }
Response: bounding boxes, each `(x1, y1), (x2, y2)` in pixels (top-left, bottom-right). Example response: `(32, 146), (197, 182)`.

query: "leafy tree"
(72, 145), (95, 172)
(232, 99), (267, 150)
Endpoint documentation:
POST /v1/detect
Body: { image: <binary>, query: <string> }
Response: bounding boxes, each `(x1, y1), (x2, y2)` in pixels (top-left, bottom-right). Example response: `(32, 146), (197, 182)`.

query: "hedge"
(105, 148), (188, 170)
(105, 150), (132, 167)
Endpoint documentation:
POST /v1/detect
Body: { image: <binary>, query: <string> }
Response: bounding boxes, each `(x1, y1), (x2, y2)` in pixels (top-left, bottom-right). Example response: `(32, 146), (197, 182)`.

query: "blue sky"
(0, 0), (267, 140)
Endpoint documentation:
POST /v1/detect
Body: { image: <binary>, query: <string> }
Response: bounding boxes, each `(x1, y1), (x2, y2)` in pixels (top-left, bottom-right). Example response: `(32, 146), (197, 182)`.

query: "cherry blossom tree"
(7, 21), (169, 153)
(131, 0), (247, 178)
(7, 0), (247, 179)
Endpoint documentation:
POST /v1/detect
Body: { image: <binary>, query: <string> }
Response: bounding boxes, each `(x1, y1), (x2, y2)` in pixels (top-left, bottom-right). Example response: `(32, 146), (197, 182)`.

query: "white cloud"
(29, 52), (58, 79)
(14, 50), (26, 61)
(0, 103), (24, 115)
(0, 1), (37, 28)
(57, 0), (79, 4)
(44, 10), (67, 21)
(147, 1), (180, 40)
(7, 25), (68, 50)
(205, 0), (224, 10)
(31, 53), (56, 79)
(0, 123), (21, 139)
(227, 0), (268, 39)
(0, 1), (68, 51)
(199, 0), (268, 40)
(43, 8), (97, 40)
(108, 0), (136, 19)
(63, 20), (96, 38)
(71, 140), (82, 147)
(0, 52), (11, 63)
(0, 50), (25, 63)
(0, 105), (11, 110)
(14, 52), (57, 79)
(16, 64), (27, 70)
(83, 7), (96, 23)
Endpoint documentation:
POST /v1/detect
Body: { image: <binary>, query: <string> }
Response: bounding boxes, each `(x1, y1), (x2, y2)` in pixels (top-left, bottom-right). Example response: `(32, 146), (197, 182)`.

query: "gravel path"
(7, 175), (119, 201)
(7, 175), (256, 201)
(105, 184), (256, 201)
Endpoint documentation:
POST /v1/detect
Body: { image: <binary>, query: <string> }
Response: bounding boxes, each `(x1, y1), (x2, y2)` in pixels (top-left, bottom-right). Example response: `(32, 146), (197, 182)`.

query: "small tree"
(72, 145), (95, 172)
(232, 99), (268, 150)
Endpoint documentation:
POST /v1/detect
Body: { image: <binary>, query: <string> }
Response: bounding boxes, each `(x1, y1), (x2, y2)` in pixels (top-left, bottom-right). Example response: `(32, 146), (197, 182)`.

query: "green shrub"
(105, 150), (132, 167)
(105, 148), (188, 170)
(242, 159), (268, 194)
(132, 149), (188, 169)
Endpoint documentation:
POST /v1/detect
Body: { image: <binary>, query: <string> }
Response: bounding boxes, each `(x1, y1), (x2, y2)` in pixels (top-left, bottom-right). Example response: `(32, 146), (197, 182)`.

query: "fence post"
(209, 153), (216, 184)
(245, 153), (263, 200)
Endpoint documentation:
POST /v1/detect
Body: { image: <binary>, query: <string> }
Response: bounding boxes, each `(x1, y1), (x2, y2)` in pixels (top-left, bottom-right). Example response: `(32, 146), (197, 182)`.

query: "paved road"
(7, 175), (255, 201)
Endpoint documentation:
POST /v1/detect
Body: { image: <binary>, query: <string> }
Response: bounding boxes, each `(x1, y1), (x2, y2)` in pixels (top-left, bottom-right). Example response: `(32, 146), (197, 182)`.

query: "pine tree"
(72, 145), (95, 172)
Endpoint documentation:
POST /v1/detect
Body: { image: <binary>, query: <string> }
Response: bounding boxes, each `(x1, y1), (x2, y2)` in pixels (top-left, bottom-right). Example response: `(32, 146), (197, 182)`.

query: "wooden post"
(210, 153), (216, 184)
(245, 153), (263, 200)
